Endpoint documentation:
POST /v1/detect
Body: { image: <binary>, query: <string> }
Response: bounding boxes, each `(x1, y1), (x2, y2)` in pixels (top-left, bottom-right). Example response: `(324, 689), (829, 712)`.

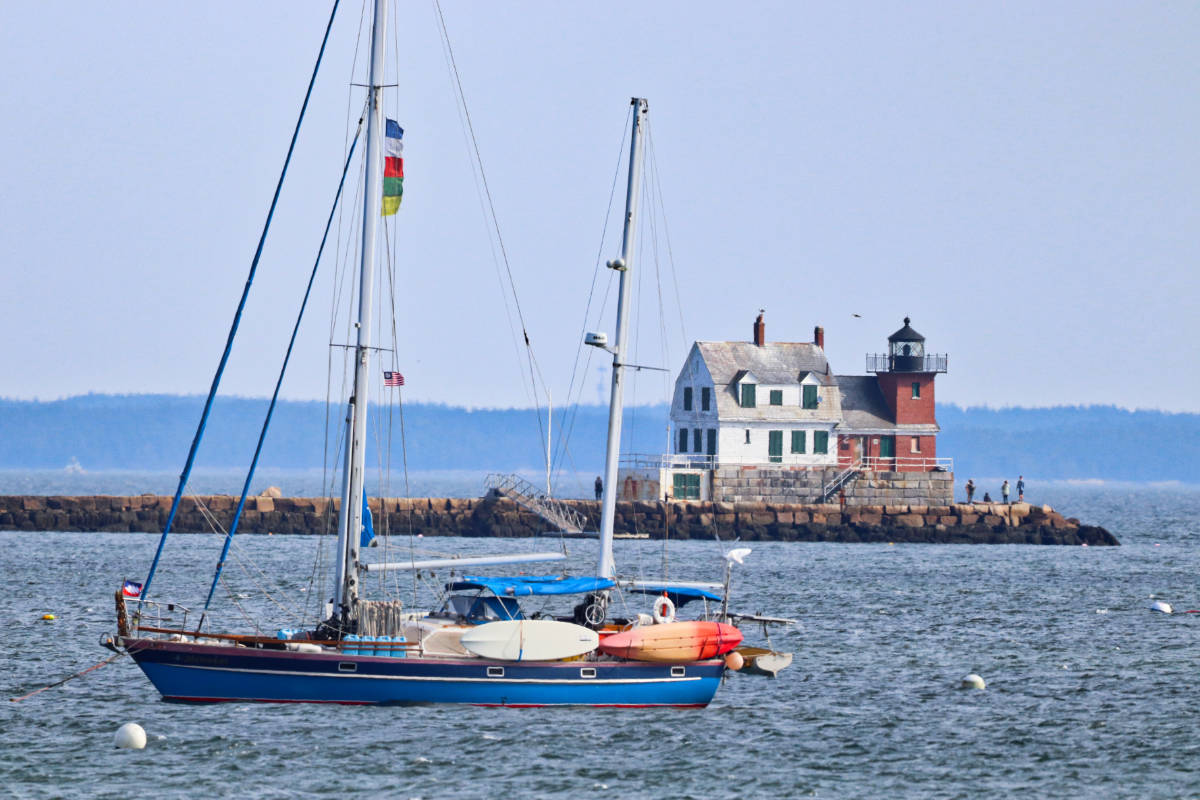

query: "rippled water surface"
(3, 485), (1200, 799)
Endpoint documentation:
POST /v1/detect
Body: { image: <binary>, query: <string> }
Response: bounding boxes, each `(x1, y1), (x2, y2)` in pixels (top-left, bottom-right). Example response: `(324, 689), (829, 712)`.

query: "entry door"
(768, 430), (783, 463)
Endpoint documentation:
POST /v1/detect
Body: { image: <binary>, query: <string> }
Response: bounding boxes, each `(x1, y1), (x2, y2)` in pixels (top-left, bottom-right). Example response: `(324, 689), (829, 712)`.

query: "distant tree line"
(0, 394), (668, 475)
(0, 395), (1194, 482)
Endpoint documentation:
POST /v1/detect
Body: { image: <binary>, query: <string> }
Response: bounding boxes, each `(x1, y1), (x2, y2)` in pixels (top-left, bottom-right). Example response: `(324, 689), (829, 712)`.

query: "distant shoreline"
(0, 469), (1193, 501)
(2, 395), (1199, 482)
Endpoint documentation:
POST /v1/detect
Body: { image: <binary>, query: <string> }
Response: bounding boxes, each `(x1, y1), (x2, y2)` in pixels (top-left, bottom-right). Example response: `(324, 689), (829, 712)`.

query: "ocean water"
(2, 485), (1199, 799)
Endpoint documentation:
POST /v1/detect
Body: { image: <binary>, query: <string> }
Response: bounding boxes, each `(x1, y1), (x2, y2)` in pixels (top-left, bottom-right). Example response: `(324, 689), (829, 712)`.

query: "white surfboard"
(460, 620), (599, 662)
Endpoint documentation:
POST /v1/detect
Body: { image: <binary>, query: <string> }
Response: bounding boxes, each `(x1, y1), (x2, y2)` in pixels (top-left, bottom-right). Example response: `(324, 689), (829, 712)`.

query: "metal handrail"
(856, 456), (953, 471)
(865, 353), (948, 373)
(822, 463), (862, 501)
(483, 473), (587, 533)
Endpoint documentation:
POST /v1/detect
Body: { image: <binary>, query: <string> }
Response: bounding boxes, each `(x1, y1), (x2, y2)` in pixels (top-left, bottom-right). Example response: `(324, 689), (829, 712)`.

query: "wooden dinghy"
(599, 621), (742, 663)
(734, 646), (792, 677)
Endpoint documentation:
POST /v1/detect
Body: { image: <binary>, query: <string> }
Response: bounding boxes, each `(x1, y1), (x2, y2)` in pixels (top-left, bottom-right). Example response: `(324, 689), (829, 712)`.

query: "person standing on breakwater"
(594, 476), (603, 500)
(1017, 475), (1025, 502)
(1002, 480), (1010, 504)
(965, 479), (976, 504)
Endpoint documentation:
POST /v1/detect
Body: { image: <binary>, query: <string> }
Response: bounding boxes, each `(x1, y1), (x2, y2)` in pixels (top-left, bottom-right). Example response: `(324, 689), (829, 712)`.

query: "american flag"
(383, 371), (405, 387)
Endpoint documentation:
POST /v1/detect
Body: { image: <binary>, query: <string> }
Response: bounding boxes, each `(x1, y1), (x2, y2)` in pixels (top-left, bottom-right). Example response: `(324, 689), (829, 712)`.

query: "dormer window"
(740, 383), (756, 408)
(802, 385), (818, 409)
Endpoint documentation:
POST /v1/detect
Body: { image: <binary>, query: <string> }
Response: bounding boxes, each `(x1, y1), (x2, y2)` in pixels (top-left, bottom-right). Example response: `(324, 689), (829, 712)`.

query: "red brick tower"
(869, 317), (947, 470)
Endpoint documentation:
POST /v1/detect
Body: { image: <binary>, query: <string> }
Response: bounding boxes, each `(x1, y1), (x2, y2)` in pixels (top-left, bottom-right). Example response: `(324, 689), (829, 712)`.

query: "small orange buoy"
(41, 614), (55, 621)
(724, 651), (745, 671)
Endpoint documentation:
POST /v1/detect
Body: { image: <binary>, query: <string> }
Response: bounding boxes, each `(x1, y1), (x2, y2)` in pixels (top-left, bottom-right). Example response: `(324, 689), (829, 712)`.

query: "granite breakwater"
(0, 494), (1118, 545)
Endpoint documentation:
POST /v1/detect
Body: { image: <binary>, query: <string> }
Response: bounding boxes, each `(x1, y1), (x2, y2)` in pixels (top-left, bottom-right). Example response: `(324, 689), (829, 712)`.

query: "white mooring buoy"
(1149, 600), (1173, 614)
(114, 722), (147, 750)
(959, 673), (986, 690)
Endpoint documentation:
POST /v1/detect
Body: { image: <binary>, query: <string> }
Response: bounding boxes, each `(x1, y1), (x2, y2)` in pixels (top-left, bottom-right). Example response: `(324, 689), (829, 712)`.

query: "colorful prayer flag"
(383, 371), (405, 387)
(382, 119), (403, 216)
(122, 581), (143, 598)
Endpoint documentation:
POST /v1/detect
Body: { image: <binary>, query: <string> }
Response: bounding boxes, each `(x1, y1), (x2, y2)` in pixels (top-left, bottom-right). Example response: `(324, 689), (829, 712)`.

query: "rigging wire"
(319, 0), (371, 607)
(550, 108), (633, 492)
(140, 0), (343, 606)
(432, 0), (549, 470)
(197, 123), (365, 627)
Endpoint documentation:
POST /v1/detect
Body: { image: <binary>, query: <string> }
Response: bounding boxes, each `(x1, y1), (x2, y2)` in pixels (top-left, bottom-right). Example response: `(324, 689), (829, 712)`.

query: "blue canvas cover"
(628, 584), (721, 607)
(445, 575), (616, 597)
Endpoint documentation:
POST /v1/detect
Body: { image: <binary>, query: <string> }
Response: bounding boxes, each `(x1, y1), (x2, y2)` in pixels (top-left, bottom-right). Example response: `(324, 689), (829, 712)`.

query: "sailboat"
(109, 2), (745, 707)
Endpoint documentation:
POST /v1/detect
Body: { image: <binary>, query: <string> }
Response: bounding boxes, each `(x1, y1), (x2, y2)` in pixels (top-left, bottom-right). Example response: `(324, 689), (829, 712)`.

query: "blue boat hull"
(125, 639), (724, 707)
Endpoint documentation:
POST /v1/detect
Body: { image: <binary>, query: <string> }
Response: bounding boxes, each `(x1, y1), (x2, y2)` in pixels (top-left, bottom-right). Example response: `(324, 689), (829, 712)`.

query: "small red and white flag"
(122, 581), (143, 598)
(383, 371), (405, 387)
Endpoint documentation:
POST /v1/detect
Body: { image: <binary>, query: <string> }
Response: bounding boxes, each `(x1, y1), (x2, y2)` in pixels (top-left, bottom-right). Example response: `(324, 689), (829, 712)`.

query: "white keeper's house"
(617, 312), (953, 505)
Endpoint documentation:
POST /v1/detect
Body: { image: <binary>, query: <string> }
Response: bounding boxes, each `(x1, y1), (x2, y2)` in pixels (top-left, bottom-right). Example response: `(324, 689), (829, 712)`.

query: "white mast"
(333, 0), (388, 621)
(596, 97), (648, 580)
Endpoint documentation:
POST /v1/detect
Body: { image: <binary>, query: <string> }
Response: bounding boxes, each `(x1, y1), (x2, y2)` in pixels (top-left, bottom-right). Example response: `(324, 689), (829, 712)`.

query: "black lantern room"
(865, 317), (947, 374)
(888, 317), (925, 372)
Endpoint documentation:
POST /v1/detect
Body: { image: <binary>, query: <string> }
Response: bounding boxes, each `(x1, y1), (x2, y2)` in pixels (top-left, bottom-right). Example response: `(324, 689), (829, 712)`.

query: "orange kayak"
(599, 621), (743, 663)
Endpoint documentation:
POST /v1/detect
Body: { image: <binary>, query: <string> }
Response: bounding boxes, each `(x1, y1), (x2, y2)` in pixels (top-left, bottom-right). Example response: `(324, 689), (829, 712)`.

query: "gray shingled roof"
(696, 341), (839, 422)
(696, 341), (830, 385)
(836, 375), (939, 432)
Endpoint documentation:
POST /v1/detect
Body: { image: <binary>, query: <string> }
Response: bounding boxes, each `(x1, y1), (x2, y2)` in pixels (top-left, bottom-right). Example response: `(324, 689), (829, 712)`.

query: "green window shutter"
(706, 428), (716, 455)
(791, 430), (805, 453)
(683, 387), (693, 410)
(678, 428), (688, 453)
(814, 430), (829, 454)
(911, 382), (920, 399)
(768, 430), (783, 463)
(879, 436), (895, 458)
(673, 473), (700, 500)
(692, 428), (702, 453)
(769, 389), (783, 406)
(741, 384), (756, 408)
(803, 385), (818, 409)
(701, 387), (711, 411)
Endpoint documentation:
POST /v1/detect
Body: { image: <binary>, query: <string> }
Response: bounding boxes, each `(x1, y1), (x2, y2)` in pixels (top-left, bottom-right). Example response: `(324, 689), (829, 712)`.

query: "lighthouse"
(864, 317), (948, 469)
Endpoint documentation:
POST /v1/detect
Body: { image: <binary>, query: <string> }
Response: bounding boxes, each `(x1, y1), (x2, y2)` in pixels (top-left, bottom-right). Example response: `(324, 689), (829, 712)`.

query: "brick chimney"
(753, 311), (765, 346)
(814, 325), (825, 349)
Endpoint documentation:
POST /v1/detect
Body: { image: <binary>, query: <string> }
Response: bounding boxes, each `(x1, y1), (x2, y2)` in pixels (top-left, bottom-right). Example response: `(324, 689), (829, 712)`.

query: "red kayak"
(599, 621), (743, 663)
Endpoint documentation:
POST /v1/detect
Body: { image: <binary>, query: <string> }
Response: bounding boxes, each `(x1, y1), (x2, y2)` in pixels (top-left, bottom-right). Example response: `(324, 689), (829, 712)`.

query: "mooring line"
(9, 652), (127, 703)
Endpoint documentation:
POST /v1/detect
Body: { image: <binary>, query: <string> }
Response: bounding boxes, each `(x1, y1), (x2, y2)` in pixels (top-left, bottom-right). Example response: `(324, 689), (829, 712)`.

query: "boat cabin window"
(443, 594), (524, 622)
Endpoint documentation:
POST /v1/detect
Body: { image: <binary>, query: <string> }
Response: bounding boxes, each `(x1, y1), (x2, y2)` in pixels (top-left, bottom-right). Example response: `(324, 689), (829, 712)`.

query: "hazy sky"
(2, 2), (1197, 411)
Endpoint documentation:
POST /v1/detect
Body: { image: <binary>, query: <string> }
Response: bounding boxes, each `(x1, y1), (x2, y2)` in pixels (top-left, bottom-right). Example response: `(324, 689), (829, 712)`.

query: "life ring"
(652, 595), (676, 624)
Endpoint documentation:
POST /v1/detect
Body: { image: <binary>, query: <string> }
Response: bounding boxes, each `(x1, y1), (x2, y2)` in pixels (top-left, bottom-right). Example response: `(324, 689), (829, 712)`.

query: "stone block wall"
(710, 467), (954, 506)
(0, 494), (1118, 545)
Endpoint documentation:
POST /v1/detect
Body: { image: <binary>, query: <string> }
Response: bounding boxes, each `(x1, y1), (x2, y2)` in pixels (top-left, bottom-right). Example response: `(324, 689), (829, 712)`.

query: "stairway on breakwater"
(0, 495), (1119, 545)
